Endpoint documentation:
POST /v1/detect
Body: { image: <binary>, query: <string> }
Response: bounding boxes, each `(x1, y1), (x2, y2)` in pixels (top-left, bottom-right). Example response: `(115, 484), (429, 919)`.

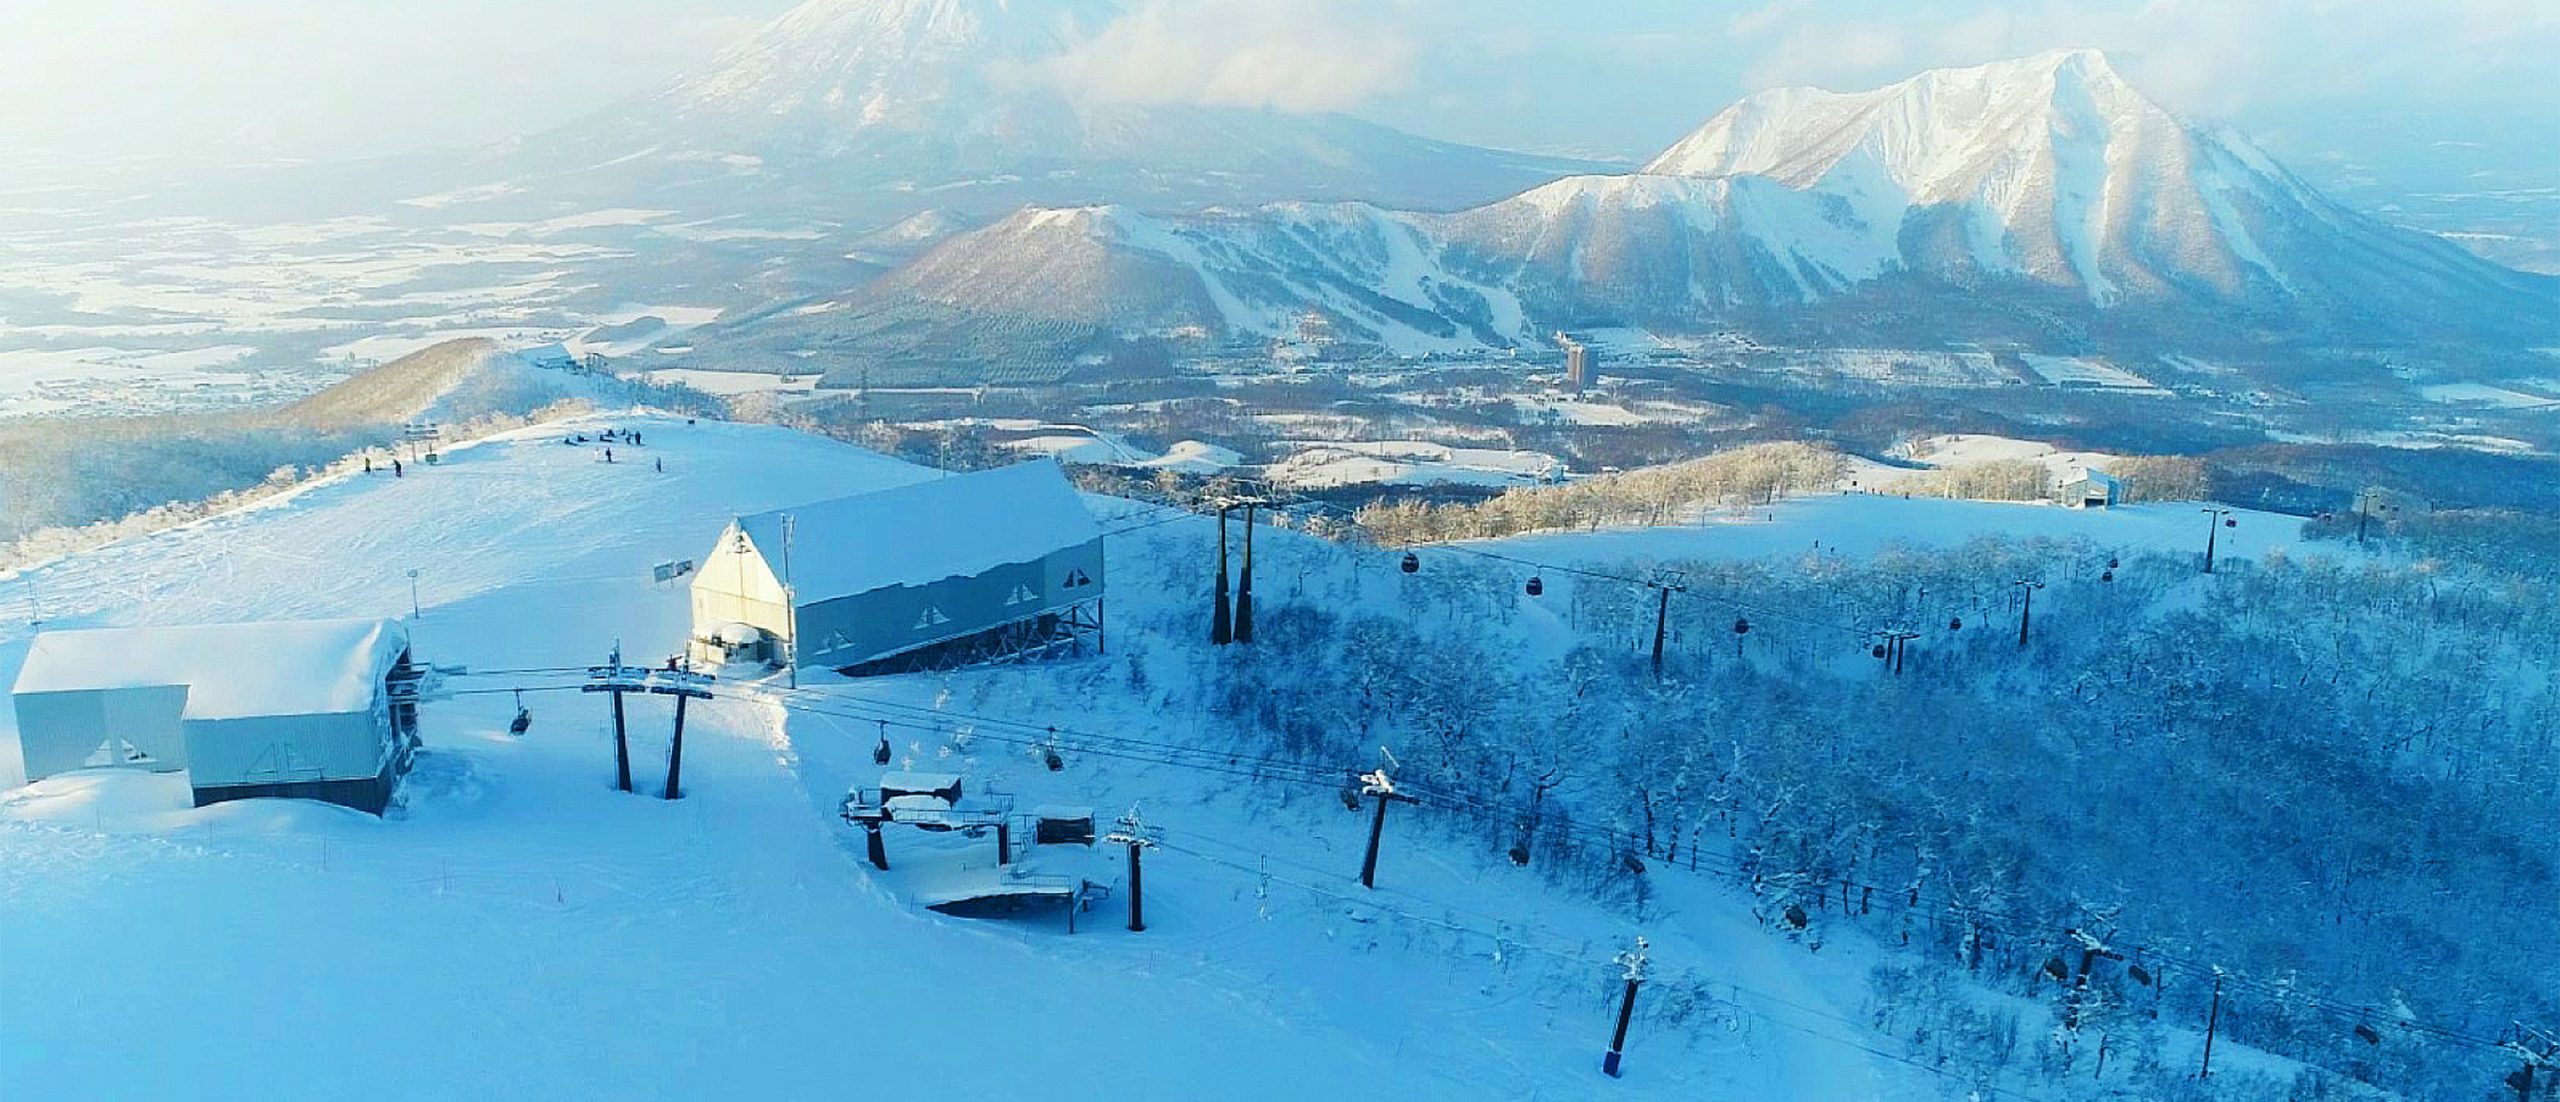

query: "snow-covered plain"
(0, 415), (2340, 1099)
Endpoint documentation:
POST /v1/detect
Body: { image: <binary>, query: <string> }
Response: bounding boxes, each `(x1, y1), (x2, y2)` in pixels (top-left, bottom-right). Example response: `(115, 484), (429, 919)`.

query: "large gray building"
(690, 462), (1106, 674)
(9, 618), (421, 814)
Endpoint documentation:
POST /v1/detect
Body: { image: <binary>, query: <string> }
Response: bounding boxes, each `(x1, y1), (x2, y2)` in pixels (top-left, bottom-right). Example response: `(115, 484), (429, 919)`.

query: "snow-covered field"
(641, 367), (825, 398)
(0, 415), (2349, 1098)
(1900, 432), (2128, 475)
(1768, 347), (2010, 387)
(1482, 493), (2310, 567)
(0, 345), (322, 419)
(1266, 440), (1565, 490)
(0, 205), (750, 419)
(2018, 353), (2168, 393)
(2419, 381), (2560, 409)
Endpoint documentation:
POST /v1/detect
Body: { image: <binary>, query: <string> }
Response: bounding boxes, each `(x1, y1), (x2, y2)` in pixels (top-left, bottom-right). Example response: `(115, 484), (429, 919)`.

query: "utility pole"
(1234, 502), (1256, 644)
(2200, 508), (2236, 574)
(582, 646), (646, 793)
(2015, 580), (2044, 648)
(650, 664), (714, 800)
(1649, 570), (1687, 679)
(1105, 806), (1158, 932)
(863, 821), (889, 871)
(1882, 629), (1920, 676)
(1603, 936), (1650, 1078)
(2355, 490), (2396, 549)
(2060, 928), (2123, 1033)
(2198, 968), (2225, 1079)
(2505, 1026), (2558, 1102)
(1356, 749), (1418, 889)
(1211, 505), (1234, 645)
(781, 513), (799, 690)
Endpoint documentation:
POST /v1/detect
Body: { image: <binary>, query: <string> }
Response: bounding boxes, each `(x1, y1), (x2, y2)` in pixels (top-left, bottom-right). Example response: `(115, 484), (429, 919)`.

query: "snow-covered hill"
(740, 49), (2560, 374)
(0, 416), (1916, 1099)
(6, 414), (2549, 1098)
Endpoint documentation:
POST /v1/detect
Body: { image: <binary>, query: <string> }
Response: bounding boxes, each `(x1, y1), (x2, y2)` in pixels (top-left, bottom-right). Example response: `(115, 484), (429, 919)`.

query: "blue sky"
(2, 0), (2552, 180)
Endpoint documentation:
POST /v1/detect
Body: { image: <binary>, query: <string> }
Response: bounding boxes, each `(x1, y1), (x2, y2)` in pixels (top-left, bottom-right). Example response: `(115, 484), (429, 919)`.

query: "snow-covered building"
(689, 462), (1105, 674)
(9, 618), (422, 813)
(520, 343), (582, 372)
(2058, 468), (2123, 509)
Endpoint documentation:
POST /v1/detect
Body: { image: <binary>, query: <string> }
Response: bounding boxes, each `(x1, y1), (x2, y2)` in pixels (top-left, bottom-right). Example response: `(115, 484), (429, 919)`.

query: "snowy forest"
(1044, 509), (2560, 1100)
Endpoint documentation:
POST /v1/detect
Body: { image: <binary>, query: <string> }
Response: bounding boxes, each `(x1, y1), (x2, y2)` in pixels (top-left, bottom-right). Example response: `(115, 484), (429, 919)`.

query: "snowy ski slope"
(0, 415), (2319, 1098)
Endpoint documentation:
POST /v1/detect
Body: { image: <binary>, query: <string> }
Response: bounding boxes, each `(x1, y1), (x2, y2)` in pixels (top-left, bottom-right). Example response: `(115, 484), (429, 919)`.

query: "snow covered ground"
(1481, 493), (2311, 567)
(1266, 440), (1566, 490)
(1898, 433), (2129, 478)
(640, 367), (825, 398)
(2418, 381), (2560, 409)
(0, 415), (2331, 1099)
(0, 345), (327, 419)
(2017, 354), (2168, 393)
(0, 203), (747, 420)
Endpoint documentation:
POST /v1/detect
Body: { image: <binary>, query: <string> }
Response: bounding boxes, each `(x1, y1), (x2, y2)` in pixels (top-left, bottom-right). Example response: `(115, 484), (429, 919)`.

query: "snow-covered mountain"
(691, 202), (1535, 380)
(738, 49), (2560, 376)
(447, 0), (1595, 221)
(1520, 48), (2551, 321)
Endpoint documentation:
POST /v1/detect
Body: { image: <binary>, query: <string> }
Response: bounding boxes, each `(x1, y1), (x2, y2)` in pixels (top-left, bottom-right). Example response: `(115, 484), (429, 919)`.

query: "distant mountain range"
(436, 0), (1595, 225)
(676, 46), (2558, 383)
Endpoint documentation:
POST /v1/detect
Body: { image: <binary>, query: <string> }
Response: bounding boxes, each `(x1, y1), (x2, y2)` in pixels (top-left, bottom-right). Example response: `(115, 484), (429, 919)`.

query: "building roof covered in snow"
(2061, 467), (2122, 489)
(519, 343), (580, 371)
(11, 618), (410, 720)
(734, 462), (1101, 603)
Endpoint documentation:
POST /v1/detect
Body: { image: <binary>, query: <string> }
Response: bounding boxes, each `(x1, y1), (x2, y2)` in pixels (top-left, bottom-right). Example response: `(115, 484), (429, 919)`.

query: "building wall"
(795, 538), (1105, 670)
(194, 745), (406, 815)
(690, 523), (793, 649)
(181, 709), (390, 789)
(11, 684), (191, 781)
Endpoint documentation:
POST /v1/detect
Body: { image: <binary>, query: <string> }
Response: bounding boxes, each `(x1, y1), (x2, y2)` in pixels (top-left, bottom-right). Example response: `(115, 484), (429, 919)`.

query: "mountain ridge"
(701, 48), (2558, 378)
(437, 0), (1600, 221)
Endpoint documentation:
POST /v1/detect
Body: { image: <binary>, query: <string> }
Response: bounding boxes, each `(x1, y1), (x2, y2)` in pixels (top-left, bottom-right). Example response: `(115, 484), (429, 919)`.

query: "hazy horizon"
(5, 0), (2553, 172)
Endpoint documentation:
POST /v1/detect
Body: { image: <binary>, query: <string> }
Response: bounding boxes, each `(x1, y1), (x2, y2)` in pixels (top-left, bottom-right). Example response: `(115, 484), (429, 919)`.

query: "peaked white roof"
(12, 618), (409, 720)
(733, 461), (1101, 602)
(2063, 467), (2122, 487)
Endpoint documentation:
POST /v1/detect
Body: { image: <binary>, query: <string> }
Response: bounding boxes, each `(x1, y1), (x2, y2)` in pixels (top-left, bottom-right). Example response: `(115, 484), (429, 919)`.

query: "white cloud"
(1032, 0), (1418, 113)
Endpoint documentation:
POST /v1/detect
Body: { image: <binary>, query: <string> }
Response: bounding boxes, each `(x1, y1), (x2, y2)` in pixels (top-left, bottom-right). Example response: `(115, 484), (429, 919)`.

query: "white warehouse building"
(689, 462), (1105, 675)
(9, 618), (422, 814)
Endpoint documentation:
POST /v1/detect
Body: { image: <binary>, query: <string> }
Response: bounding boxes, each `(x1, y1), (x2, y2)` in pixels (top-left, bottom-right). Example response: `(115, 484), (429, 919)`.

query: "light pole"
(2015, 579), (2044, 648)
(2354, 491), (2396, 548)
(1603, 936), (1650, 1078)
(2200, 508), (2236, 574)
(1648, 570), (1688, 680)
